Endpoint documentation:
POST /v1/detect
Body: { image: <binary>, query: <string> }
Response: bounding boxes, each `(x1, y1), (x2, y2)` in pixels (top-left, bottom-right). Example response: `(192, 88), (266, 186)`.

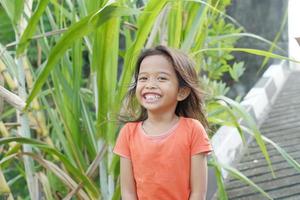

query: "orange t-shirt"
(113, 117), (212, 200)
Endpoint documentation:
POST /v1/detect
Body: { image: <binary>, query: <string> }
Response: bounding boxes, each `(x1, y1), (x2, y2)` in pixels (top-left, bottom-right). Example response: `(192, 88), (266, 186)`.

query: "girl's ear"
(177, 87), (191, 101)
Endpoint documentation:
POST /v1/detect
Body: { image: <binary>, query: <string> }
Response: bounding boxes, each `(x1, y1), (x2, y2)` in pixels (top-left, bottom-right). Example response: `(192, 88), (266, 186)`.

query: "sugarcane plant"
(0, 0), (299, 199)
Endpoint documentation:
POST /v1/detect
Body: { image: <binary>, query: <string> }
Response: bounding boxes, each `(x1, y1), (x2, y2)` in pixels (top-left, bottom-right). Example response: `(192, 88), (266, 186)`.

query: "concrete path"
(225, 71), (300, 199)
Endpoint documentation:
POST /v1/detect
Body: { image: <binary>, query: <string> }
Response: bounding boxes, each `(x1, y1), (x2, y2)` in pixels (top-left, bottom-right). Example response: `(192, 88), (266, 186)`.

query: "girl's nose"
(145, 79), (157, 89)
(145, 84), (157, 89)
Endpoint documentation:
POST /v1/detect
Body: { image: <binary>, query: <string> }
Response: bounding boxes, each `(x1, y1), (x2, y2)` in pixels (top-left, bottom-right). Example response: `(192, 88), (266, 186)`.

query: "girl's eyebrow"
(137, 72), (147, 76)
(138, 71), (171, 76)
(158, 72), (171, 75)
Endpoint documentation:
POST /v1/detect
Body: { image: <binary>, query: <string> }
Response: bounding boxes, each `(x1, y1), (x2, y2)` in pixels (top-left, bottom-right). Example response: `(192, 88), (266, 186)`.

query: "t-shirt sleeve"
(190, 120), (212, 156)
(113, 124), (131, 159)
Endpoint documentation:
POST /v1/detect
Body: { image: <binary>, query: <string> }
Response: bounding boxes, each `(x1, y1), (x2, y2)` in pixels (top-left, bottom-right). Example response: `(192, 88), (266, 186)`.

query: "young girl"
(113, 45), (212, 200)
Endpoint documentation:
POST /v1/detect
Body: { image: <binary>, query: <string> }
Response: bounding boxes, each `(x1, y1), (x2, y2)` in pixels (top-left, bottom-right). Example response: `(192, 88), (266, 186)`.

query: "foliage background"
(226, 0), (288, 99)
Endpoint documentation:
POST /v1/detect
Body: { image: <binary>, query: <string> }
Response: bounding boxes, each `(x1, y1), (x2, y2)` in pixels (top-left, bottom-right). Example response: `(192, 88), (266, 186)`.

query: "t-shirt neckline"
(139, 117), (182, 140)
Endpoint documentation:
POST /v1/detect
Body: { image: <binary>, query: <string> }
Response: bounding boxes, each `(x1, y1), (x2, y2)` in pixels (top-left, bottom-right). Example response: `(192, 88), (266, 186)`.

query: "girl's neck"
(142, 112), (180, 136)
(146, 112), (178, 124)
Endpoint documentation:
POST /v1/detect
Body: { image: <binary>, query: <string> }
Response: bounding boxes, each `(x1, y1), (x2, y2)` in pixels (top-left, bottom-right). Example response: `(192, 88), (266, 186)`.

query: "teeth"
(144, 94), (160, 100)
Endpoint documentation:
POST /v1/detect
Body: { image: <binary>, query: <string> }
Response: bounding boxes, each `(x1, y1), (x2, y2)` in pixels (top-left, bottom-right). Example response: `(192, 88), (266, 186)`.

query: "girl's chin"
(142, 97), (161, 104)
(142, 104), (161, 110)
(143, 101), (160, 105)
(142, 104), (162, 111)
(141, 99), (161, 106)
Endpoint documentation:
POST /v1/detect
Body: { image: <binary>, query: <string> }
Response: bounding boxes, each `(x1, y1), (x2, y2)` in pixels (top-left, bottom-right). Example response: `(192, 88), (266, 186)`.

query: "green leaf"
(258, 5), (288, 74)
(208, 156), (228, 200)
(208, 33), (285, 53)
(13, 0), (23, 25)
(220, 162), (273, 200)
(168, 1), (182, 48)
(209, 64), (229, 80)
(0, 137), (100, 198)
(243, 126), (300, 173)
(92, 16), (120, 140)
(229, 62), (245, 82)
(36, 172), (55, 200)
(181, 0), (208, 51)
(25, 4), (138, 108)
(0, 7), (15, 43)
(214, 100), (246, 145)
(0, 0), (23, 27)
(264, 137), (300, 172)
(186, 0), (245, 29)
(193, 47), (300, 64)
(216, 96), (275, 177)
(16, 0), (50, 56)
(111, 183), (121, 200)
(117, 0), (168, 105)
(202, 77), (229, 96)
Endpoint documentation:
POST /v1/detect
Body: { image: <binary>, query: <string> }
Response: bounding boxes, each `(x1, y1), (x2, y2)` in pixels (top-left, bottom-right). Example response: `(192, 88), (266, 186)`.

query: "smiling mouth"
(143, 93), (161, 103)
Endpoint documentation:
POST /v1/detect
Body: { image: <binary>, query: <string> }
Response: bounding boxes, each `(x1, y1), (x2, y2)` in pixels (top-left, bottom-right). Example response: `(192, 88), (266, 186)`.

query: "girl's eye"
(138, 76), (147, 81)
(157, 76), (167, 81)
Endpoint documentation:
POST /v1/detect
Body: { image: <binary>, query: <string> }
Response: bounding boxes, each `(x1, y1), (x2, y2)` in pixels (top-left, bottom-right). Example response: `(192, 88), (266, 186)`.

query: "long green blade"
(216, 96), (275, 176)
(0, 137), (100, 198)
(16, 0), (50, 56)
(193, 48), (300, 63)
(25, 4), (137, 108)
(221, 163), (273, 200)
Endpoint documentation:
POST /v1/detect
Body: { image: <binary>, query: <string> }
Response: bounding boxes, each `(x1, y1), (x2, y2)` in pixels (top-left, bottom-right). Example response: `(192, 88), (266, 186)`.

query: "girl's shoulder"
(123, 121), (140, 128)
(180, 117), (203, 126)
(180, 117), (205, 132)
(120, 121), (141, 135)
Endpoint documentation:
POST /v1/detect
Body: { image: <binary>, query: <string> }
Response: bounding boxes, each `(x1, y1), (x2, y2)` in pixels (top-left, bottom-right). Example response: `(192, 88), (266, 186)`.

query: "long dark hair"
(119, 45), (208, 129)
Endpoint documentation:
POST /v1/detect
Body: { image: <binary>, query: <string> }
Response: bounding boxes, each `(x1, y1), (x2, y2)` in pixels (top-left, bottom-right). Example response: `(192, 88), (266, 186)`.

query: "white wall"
(288, 0), (300, 70)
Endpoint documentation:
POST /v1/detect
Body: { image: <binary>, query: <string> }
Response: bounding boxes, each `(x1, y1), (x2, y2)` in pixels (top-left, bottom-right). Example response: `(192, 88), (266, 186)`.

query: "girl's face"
(136, 54), (187, 115)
